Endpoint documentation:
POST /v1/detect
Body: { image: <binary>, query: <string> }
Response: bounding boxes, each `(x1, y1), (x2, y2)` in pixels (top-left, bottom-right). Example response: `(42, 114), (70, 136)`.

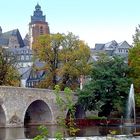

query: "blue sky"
(0, 0), (140, 47)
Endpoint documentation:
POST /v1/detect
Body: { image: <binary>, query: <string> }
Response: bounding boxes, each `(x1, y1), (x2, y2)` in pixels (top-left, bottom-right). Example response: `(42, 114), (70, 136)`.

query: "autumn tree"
(33, 33), (64, 89)
(33, 32), (91, 90)
(0, 48), (20, 86)
(59, 32), (91, 90)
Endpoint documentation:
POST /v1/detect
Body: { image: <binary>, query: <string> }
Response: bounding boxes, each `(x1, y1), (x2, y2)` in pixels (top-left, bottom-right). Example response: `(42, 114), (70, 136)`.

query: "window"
(21, 55), (24, 60)
(26, 55), (29, 60)
(40, 26), (43, 35)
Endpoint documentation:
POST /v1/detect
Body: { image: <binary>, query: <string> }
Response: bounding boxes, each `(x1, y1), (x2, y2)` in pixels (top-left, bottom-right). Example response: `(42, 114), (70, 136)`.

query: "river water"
(1, 125), (140, 140)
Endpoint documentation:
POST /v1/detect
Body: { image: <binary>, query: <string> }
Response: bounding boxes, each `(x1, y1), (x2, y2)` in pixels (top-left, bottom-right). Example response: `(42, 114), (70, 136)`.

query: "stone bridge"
(0, 86), (83, 127)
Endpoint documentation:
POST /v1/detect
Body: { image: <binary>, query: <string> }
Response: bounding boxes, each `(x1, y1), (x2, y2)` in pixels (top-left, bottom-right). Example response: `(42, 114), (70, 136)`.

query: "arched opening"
(65, 104), (86, 136)
(0, 105), (6, 127)
(24, 100), (52, 126)
(66, 104), (85, 120)
(75, 104), (86, 119)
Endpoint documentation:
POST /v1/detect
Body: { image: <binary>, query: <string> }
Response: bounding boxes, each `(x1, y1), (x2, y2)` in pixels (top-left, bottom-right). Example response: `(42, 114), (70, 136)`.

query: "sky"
(0, 0), (140, 48)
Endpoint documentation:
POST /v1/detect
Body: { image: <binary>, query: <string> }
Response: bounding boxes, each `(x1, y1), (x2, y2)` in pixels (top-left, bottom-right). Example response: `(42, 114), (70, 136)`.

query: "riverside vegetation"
(33, 85), (79, 140)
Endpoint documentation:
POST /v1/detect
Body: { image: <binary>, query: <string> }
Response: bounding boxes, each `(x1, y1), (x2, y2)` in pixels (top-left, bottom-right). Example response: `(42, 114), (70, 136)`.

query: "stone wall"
(0, 86), (65, 127)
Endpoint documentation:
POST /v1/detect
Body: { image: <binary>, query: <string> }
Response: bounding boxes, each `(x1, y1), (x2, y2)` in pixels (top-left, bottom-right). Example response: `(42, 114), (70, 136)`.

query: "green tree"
(33, 125), (48, 140)
(54, 85), (79, 137)
(0, 48), (20, 86)
(128, 45), (140, 93)
(33, 32), (91, 90)
(33, 85), (79, 140)
(132, 24), (140, 46)
(129, 25), (140, 94)
(78, 54), (132, 117)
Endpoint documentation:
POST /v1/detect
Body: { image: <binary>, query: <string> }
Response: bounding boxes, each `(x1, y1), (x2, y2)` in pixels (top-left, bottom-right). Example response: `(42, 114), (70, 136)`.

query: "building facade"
(26, 60), (46, 88)
(29, 3), (50, 48)
(0, 27), (24, 48)
(91, 40), (132, 62)
(0, 3), (51, 88)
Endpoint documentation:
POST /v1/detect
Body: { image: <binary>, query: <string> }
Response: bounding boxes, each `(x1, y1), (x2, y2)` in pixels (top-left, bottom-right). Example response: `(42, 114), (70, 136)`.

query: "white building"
(91, 40), (132, 62)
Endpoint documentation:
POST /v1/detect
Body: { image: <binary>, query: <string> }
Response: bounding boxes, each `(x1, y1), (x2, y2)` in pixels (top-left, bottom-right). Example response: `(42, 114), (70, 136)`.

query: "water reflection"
(0, 128), (6, 140)
(25, 125), (58, 138)
(2, 125), (140, 140)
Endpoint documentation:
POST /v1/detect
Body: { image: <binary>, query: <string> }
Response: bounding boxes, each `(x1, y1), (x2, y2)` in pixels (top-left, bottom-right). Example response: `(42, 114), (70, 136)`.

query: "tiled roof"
(92, 40), (132, 63)
(0, 29), (24, 48)
(0, 37), (9, 46)
(26, 60), (46, 85)
(18, 67), (32, 79)
(2, 29), (18, 37)
(117, 41), (132, 48)
(94, 44), (105, 50)
(104, 40), (118, 48)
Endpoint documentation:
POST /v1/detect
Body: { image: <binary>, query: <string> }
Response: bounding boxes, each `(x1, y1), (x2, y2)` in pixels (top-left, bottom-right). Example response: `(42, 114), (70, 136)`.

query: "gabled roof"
(94, 40), (118, 51)
(94, 44), (105, 50)
(18, 67), (32, 79)
(0, 29), (24, 48)
(3, 29), (18, 37)
(93, 40), (131, 60)
(117, 41), (132, 48)
(26, 60), (46, 82)
(104, 40), (118, 49)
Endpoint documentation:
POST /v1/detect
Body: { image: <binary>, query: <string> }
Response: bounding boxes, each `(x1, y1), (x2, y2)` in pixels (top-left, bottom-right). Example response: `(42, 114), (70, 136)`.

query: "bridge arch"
(0, 86), (77, 127)
(66, 104), (85, 119)
(0, 104), (7, 127)
(23, 99), (53, 125)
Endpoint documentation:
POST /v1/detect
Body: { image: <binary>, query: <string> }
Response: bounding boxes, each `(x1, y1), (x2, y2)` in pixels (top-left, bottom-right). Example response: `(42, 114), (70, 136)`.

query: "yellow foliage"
(33, 32), (92, 90)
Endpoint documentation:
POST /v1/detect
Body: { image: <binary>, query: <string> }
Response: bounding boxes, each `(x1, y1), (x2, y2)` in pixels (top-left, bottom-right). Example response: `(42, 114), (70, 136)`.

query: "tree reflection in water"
(1, 125), (140, 139)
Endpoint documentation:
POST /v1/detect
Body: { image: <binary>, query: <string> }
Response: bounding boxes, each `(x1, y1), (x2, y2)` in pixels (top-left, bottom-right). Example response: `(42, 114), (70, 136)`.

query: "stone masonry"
(0, 86), (74, 127)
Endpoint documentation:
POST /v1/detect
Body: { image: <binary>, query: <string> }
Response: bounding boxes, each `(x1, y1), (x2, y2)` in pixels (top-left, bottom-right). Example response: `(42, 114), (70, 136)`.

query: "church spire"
(35, 3), (41, 11)
(31, 3), (46, 23)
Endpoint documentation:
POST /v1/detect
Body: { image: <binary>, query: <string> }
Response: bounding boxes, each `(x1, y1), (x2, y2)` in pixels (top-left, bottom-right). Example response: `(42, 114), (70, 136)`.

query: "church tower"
(29, 3), (50, 48)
